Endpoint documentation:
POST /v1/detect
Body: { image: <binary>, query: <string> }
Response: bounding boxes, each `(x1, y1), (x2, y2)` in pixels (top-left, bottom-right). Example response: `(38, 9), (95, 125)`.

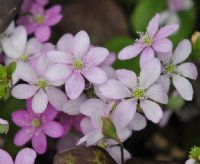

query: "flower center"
(35, 15), (45, 24)
(73, 59), (83, 70)
(32, 119), (41, 128)
(138, 32), (153, 46)
(132, 87), (145, 99)
(37, 79), (47, 89)
(19, 55), (28, 62)
(165, 63), (176, 75)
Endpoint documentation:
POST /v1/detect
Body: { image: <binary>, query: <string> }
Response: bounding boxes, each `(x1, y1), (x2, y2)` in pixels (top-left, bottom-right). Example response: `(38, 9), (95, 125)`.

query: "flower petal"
(12, 110), (31, 127)
(147, 14), (160, 37)
(172, 75), (193, 101)
(115, 69), (137, 90)
(155, 24), (179, 40)
(118, 44), (143, 60)
(32, 90), (48, 113)
(73, 31), (90, 59)
(112, 99), (137, 129)
(43, 121), (63, 138)
(0, 149), (14, 164)
(15, 148), (36, 164)
(2, 38), (20, 58)
(156, 51), (172, 63)
(153, 39), (172, 53)
(26, 38), (42, 56)
(63, 94), (87, 115)
(176, 62), (198, 80)
(41, 104), (58, 121)
(45, 64), (73, 81)
(14, 127), (34, 146)
(139, 58), (161, 88)
(46, 87), (68, 111)
(32, 132), (47, 154)
(85, 47), (109, 65)
(128, 113), (147, 131)
(156, 75), (170, 92)
(139, 47), (155, 68)
(12, 84), (38, 99)
(47, 50), (72, 64)
(146, 84), (168, 104)
(57, 34), (74, 52)
(98, 79), (131, 99)
(172, 39), (191, 64)
(83, 66), (107, 84)
(35, 25), (51, 43)
(65, 72), (85, 99)
(140, 100), (163, 123)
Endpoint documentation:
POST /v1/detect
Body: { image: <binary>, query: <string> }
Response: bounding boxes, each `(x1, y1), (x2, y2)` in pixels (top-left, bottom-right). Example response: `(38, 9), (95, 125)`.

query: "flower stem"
(119, 141), (124, 164)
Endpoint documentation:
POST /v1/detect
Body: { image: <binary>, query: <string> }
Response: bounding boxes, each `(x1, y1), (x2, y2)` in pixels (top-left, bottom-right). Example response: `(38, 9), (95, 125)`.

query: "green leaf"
(0, 65), (7, 79)
(167, 95), (185, 111)
(104, 36), (140, 74)
(102, 117), (119, 142)
(7, 62), (16, 77)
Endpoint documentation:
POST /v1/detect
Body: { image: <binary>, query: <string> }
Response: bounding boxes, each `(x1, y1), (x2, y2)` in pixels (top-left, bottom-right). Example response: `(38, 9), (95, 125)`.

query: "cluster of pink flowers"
(0, 0), (198, 163)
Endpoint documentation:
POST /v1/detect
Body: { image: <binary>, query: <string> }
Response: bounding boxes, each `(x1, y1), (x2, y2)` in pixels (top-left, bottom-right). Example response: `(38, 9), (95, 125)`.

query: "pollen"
(35, 15), (45, 24)
(32, 119), (41, 128)
(132, 87), (145, 99)
(73, 59), (83, 70)
(37, 79), (47, 89)
(165, 63), (176, 75)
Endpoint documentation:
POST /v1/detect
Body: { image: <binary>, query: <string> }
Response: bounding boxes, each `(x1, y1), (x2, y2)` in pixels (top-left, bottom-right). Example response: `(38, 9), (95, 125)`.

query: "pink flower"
(0, 148), (36, 164)
(12, 99), (64, 154)
(158, 39), (198, 101)
(99, 59), (168, 123)
(12, 57), (67, 113)
(17, 3), (62, 42)
(118, 14), (179, 67)
(77, 99), (143, 146)
(45, 31), (109, 99)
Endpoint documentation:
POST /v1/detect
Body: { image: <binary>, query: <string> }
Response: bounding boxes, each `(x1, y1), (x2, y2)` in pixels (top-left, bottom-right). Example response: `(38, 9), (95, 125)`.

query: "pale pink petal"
(146, 84), (168, 104)
(107, 147), (131, 164)
(32, 132), (47, 154)
(139, 58), (161, 88)
(12, 110), (31, 127)
(0, 149), (14, 164)
(32, 90), (48, 113)
(83, 66), (107, 84)
(156, 51), (172, 63)
(115, 69), (137, 90)
(128, 113), (147, 131)
(46, 87), (68, 111)
(47, 50), (72, 64)
(172, 75), (193, 101)
(65, 72), (85, 99)
(117, 128), (132, 141)
(98, 79), (131, 99)
(63, 94), (87, 115)
(2, 38), (20, 58)
(77, 131), (103, 146)
(85, 47), (109, 65)
(176, 63), (198, 80)
(26, 38), (42, 56)
(139, 47), (155, 68)
(45, 64), (73, 81)
(80, 118), (96, 134)
(156, 75), (170, 92)
(140, 100), (163, 123)
(112, 99), (137, 129)
(172, 39), (192, 64)
(185, 159), (196, 164)
(147, 14), (160, 37)
(14, 127), (34, 146)
(43, 121), (63, 138)
(73, 31), (90, 59)
(15, 148), (36, 164)
(152, 39), (172, 53)
(155, 24), (179, 40)
(118, 44), (143, 60)
(16, 62), (38, 83)
(57, 34), (74, 52)
(12, 84), (38, 99)
(35, 25), (51, 43)
(11, 26), (27, 53)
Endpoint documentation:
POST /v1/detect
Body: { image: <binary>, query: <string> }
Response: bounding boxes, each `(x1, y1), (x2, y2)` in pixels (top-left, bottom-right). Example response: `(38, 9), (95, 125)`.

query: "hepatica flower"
(158, 39), (198, 100)
(118, 14), (179, 67)
(12, 99), (63, 154)
(99, 59), (168, 123)
(17, 3), (62, 42)
(12, 57), (67, 113)
(45, 31), (109, 99)
(0, 148), (36, 164)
